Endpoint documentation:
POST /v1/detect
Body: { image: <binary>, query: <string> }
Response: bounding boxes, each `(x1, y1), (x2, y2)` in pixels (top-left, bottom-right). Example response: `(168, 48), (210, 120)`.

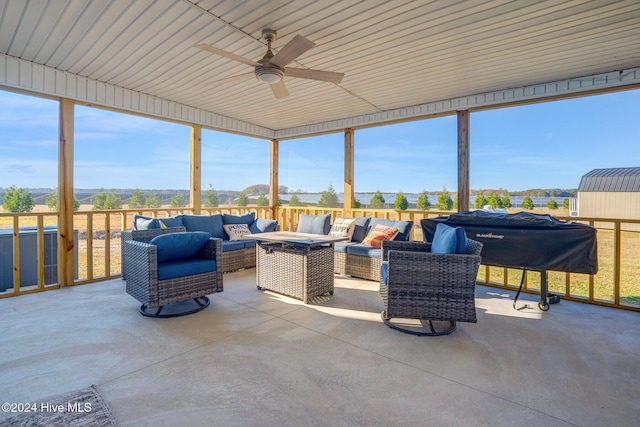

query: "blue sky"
(1, 88), (639, 193)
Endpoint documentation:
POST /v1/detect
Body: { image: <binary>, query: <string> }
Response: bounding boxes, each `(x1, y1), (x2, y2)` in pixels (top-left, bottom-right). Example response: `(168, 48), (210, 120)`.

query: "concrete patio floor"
(1, 269), (639, 426)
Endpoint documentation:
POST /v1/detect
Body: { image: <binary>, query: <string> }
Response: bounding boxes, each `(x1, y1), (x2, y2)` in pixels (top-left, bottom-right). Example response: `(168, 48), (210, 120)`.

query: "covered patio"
(2, 270), (638, 426)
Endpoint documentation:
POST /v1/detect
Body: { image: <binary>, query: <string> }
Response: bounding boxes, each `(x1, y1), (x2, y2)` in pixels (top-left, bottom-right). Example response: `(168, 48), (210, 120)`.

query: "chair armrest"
(123, 240), (158, 285)
(381, 240), (431, 261)
(198, 237), (223, 266)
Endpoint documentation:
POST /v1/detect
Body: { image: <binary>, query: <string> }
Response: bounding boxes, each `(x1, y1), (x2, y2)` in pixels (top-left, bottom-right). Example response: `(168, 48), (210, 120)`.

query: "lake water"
(280, 193), (564, 208)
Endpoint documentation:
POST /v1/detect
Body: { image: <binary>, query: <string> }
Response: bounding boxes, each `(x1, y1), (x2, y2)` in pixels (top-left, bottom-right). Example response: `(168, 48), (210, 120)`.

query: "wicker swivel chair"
(380, 238), (483, 336)
(122, 227), (223, 318)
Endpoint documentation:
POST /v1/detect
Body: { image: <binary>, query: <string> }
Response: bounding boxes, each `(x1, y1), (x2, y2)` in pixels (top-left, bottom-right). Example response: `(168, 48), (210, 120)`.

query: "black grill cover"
(421, 211), (598, 274)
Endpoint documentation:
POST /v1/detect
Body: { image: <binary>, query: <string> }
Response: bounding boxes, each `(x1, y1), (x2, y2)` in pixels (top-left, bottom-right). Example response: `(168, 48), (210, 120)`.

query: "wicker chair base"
(334, 252), (381, 281)
(139, 296), (210, 318)
(223, 250), (245, 273)
(222, 248), (257, 273)
(243, 248), (256, 269)
(381, 312), (457, 336)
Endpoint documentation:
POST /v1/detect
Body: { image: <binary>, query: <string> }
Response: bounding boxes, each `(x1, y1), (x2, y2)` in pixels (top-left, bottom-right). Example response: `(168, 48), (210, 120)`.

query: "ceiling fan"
(196, 29), (344, 99)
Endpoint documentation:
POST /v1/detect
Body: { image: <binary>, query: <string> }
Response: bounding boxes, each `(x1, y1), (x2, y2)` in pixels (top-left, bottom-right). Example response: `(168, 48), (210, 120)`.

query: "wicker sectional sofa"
(333, 217), (413, 281)
(125, 212), (277, 274)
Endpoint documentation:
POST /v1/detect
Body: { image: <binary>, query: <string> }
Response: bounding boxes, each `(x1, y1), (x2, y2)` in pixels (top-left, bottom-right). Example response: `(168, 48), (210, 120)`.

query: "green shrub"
(204, 185), (219, 207)
(394, 192), (408, 210)
(369, 190), (385, 209)
(169, 192), (185, 208)
(2, 186), (34, 213)
(435, 187), (453, 210)
(521, 195), (534, 210)
(416, 190), (431, 210)
(317, 185), (339, 208)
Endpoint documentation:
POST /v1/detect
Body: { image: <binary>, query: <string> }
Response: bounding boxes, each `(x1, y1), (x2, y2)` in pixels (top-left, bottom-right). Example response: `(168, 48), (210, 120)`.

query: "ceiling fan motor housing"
(196, 28), (343, 94)
(255, 64), (284, 83)
(254, 29), (283, 83)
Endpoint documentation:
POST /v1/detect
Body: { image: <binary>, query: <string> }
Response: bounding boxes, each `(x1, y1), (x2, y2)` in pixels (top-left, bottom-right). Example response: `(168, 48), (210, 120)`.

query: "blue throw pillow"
(159, 215), (183, 228)
(249, 218), (278, 233)
(150, 231), (210, 263)
(223, 212), (255, 225)
(454, 227), (468, 254)
(431, 223), (458, 254)
(134, 215), (160, 230)
(182, 214), (225, 239)
(351, 217), (371, 242)
(297, 214), (331, 234)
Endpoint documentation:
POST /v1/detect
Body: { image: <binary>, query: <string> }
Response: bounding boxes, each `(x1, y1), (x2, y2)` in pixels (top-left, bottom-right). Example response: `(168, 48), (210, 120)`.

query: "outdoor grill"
(422, 211), (598, 310)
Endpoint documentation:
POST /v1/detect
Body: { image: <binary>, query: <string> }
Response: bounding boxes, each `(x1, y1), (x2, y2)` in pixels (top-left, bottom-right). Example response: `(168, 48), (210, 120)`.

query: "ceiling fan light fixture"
(255, 66), (284, 84)
(197, 28), (343, 98)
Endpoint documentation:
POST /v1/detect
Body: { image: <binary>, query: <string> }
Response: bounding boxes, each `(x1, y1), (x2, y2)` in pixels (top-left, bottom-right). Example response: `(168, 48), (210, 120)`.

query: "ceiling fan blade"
(285, 67), (344, 84)
(206, 72), (255, 84)
(195, 44), (256, 67)
(270, 81), (289, 98)
(270, 34), (315, 67)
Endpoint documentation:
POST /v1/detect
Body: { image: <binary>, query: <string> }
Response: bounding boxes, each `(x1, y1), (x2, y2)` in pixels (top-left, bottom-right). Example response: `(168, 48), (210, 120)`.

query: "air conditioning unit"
(0, 226), (78, 292)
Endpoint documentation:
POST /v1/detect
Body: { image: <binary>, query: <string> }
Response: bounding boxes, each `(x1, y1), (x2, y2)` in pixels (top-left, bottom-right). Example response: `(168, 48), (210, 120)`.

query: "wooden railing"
(1, 207), (639, 312)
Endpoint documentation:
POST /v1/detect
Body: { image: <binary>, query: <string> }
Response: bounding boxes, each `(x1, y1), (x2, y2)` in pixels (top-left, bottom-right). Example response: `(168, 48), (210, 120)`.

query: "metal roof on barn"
(578, 167), (640, 192)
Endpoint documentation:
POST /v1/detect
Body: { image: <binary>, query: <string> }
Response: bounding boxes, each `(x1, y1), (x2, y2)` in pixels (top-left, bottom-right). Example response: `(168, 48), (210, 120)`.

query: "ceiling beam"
(274, 67), (640, 139)
(2, 53), (638, 141)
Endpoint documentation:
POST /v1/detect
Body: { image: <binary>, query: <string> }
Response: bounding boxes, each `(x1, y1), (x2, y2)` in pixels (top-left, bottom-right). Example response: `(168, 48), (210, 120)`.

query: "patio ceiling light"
(255, 65), (284, 84)
(196, 28), (342, 98)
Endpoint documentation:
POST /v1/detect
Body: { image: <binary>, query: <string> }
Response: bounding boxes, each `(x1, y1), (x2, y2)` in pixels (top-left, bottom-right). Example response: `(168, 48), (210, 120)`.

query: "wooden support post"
(457, 110), (470, 212)
(190, 125), (202, 214)
(344, 128), (354, 217)
(269, 139), (279, 220)
(58, 98), (75, 287)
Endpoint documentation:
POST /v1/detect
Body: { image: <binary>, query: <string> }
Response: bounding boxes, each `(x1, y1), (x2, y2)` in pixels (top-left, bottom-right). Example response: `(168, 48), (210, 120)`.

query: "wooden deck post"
(270, 139), (279, 220)
(457, 110), (470, 212)
(58, 98), (75, 287)
(344, 128), (354, 217)
(190, 124), (202, 214)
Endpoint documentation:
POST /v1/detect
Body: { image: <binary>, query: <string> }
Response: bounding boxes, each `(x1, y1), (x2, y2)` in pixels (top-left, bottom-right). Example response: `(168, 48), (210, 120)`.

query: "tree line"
(1, 184), (571, 213)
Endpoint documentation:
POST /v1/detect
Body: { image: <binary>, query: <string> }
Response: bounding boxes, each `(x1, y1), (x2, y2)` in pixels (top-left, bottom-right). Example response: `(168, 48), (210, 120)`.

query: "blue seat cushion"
(333, 242), (355, 253)
(182, 214), (226, 239)
(297, 214), (331, 234)
(431, 223), (468, 254)
(243, 240), (257, 249)
(222, 241), (245, 252)
(223, 212), (255, 225)
(346, 243), (381, 258)
(157, 259), (217, 281)
(380, 261), (389, 286)
(249, 218), (278, 233)
(368, 218), (412, 241)
(150, 231), (210, 262)
(351, 217), (371, 242)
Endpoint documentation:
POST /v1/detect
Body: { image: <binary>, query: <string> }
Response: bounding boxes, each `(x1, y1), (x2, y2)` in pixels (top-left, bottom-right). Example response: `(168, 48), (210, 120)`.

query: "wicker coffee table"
(243, 232), (348, 303)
